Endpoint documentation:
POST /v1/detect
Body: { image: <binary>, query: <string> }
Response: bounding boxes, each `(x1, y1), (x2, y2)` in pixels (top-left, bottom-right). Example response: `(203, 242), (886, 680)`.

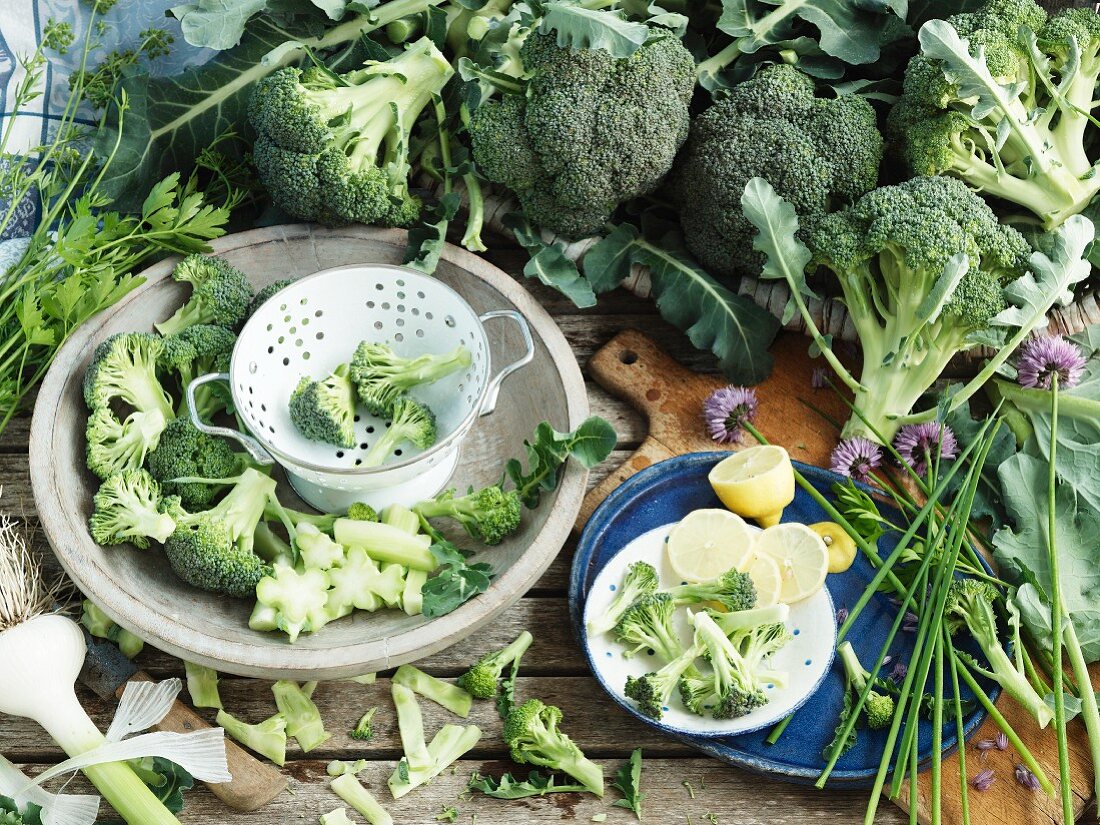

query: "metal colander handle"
(186, 373), (276, 465)
(478, 310), (535, 417)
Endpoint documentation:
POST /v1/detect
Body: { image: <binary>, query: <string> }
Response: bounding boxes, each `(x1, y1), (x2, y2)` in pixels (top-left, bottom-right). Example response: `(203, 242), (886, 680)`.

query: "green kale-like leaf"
(611, 748), (644, 819)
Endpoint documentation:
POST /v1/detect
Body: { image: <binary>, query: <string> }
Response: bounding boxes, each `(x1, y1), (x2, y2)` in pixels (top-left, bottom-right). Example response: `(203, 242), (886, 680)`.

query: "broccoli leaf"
(942, 394), (1018, 530)
(505, 418), (617, 507)
(468, 770), (590, 798)
(405, 192), (462, 275)
(740, 176), (813, 320)
(496, 656), (522, 720)
(993, 452), (1100, 661)
(539, 3), (652, 58)
(421, 542), (494, 618)
(611, 748), (644, 819)
(170, 0), (273, 49)
(504, 214), (598, 308)
(583, 223), (779, 383)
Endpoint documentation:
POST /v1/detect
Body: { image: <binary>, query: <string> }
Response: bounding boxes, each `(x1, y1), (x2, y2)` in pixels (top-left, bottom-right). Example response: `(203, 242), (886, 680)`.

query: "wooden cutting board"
(576, 328), (1093, 824)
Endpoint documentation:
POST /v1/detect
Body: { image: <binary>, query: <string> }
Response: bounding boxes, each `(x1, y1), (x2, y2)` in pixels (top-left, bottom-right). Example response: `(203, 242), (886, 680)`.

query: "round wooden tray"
(29, 224), (589, 680)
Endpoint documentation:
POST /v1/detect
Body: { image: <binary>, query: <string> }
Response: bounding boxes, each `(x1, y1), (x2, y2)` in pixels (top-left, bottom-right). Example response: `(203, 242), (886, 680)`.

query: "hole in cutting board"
(620, 350), (639, 365)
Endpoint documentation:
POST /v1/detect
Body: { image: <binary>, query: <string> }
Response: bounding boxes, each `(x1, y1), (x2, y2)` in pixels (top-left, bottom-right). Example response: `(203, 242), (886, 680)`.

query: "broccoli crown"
(733, 620), (793, 670)
(289, 363), (358, 448)
(613, 592), (682, 663)
(667, 569), (757, 613)
(712, 686), (768, 720)
(86, 407), (170, 480)
(673, 63), (883, 277)
(502, 698), (603, 795)
(146, 417), (243, 509)
(416, 484), (522, 546)
(351, 708), (377, 741)
(89, 468), (177, 549)
(349, 341), (471, 417)
(83, 332), (174, 418)
(678, 672), (719, 715)
(863, 691), (896, 730)
(249, 279), (295, 317)
(588, 560), (661, 637)
(248, 38), (454, 227)
(693, 611), (770, 720)
(155, 255), (253, 337)
(346, 502), (379, 522)
(458, 630), (533, 699)
(624, 642), (703, 720)
(837, 642), (896, 730)
(159, 324), (237, 418)
(470, 29), (695, 239)
(362, 396), (438, 467)
(944, 578), (1000, 639)
(163, 468), (276, 597)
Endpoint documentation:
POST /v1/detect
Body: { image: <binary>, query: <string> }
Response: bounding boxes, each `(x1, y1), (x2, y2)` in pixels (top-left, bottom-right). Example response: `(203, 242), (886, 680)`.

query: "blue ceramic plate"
(569, 452), (996, 787)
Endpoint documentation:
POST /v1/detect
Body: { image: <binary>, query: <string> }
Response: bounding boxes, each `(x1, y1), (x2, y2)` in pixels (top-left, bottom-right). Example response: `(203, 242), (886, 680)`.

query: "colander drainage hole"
(354, 415), (361, 422)
(367, 301), (375, 309)
(316, 331), (324, 340)
(366, 426), (375, 434)
(355, 459), (362, 466)
(336, 451), (345, 458)
(395, 449), (403, 457)
(268, 346), (274, 354)
(282, 357), (290, 366)
(315, 310), (322, 318)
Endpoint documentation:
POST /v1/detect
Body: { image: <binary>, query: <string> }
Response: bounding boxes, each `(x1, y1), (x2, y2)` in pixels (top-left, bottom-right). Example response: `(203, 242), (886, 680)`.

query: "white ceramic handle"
(186, 373), (276, 466)
(478, 310), (535, 417)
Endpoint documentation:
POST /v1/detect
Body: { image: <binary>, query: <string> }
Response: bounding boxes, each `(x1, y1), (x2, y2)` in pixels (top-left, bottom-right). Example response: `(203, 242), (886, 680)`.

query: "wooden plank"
(15, 758), (906, 824)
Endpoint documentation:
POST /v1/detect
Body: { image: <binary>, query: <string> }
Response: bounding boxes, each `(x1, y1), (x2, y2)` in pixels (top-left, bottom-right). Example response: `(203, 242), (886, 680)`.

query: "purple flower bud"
(1014, 765), (1041, 791)
(893, 422), (959, 476)
(836, 607), (849, 625)
(971, 769), (995, 791)
(703, 386), (759, 444)
(1017, 335), (1087, 390)
(811, 367), (828, 390)
(889, 662), (908, 683)
(976, 738), (998, 752)
(830, 437), (883, 484)
(902, 611), (919, 633)
(995, 732), (1008, 751)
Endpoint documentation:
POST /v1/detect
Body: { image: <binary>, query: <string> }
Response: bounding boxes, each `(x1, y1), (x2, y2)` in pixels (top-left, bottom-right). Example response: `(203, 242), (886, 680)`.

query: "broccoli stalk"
(83, 332), (175, 419)
(86, 407), (170, 480)
(946, 579), (1053, 728)
(289, 363), (358, 448)
(624, 640), (704, 720)
(394, 664), (474, 717)
(349, 341), (470, 417)
(184, 661), (222, 709)
(326, 545), (406, 617)
(88, 468), (176, 549)
(613, 593), (683, 664)
(665, 569), (756, 612)
(295, 522), (345, 570)
(586, 561), (659, 637)
(692, 611), (769, 720)
(333, 517), (437, 570)
(249, 37), (454, 227)
(837, 642), (896, 731)
(457, 630), (533, 699)
(330, 774), (393, 825)
(272, 680), (330, 752)
(80, 600), (144, 659)
(414, 485), (522, 546)
(254, 564), (332, 642)
(502, 699), (603, 796)
(389, 723), (483, 799)
(319, 807), (359, 825)
(215, 710), (288, 766)
(155, 255), (253, 336)
(361, 396), (438, 467)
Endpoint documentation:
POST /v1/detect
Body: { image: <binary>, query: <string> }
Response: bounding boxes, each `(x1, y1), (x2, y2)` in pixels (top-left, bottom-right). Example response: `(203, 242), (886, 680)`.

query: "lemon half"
(753, 523), (829, 603)
(666, 509), (755, 583)
(709, 445), (795, 528)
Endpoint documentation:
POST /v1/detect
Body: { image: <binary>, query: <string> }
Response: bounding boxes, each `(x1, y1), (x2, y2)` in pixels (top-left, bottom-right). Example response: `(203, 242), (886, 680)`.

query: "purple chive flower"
(811, 367), (829, 389)
(902, 611), (919, 633)
(836, 607), (849, 625)
(830, 437), (883, 483)
(1017, 335), (1087, 390)
(703, 386), (758, 444)
(995, 732), (1008, 751)
(893, 422), (959, 476)
(971, 769), (996, 791)
(889, 662), (908, 683)
(1014, 765), (1041, 791)
(976, 738), (998, 753)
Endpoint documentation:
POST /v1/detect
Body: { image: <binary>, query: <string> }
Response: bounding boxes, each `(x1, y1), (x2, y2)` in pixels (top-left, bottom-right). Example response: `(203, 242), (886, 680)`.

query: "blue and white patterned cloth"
(0, 0), (210, 240)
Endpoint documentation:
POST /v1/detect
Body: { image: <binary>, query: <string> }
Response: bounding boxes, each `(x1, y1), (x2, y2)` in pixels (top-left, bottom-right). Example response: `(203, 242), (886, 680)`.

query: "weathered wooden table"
(1, 249), (1086, 824)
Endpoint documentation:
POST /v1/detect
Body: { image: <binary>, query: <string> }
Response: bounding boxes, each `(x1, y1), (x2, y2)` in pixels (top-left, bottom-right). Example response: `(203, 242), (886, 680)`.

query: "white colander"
(185, 264), (534, 511)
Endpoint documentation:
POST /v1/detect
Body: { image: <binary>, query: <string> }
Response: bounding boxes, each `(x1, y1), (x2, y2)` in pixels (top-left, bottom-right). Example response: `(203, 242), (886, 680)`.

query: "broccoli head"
(249, 38), (454, 227)
(624, 641), (704, 720)
(889, 0), (1100, 230)
(351, 708), (377, 741)
(587, 560), (659, 637)
(86, 406), (171, 480)
(89, 468), (177, 549)
(672, 63), (883, 278)
(289, 363), (358, 448)
(159, 324), (237, 418)
(469, 28), (695, 238)
(249, 279), (295, 318)
(147, 417), (246, 509)
(665, 569), (757, 613)
(346, 502), (379, 522)
(155, 255), (254, 337)
(349, 341), (471, 418)
(836, 641), (895, 735)
(806, 175), (1030, 442)
(613, 592), (683, 664)
(502, 699), (604, 796)
(457, 630), (533, 699)
(361, 396), (437, 467)
(162, 468), (277, 597)
(692, 611), (776, 720)
(83, 332), (175, 419)
(414, 484), (521, 546)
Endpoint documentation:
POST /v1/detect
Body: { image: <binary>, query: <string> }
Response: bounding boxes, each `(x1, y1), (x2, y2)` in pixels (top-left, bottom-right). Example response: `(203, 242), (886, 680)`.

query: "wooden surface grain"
(0, 246), (1089, 823)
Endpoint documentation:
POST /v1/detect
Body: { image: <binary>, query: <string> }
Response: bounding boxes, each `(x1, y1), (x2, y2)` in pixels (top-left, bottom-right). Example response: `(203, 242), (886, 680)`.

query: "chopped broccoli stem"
(392, 682), (433, 770)
(327, 545), (405, 616)
(296, 522), (346, 570)
(330, 774), (394, 825)
(319, 807), (357, 825)
(388, 723), (482, 799)
(402, 568), (428, 615)
(255, 564), (332, 642)
(184, 661), (222, 709)
(394, 664), (473, 717)
(273, 680), (331, 752)
(381, 503), (421, 535)
(216, 710), (288, 766)
(333, 518), (437, 570)
(327, 759), (370, 777)
(80, 600), (144, 658)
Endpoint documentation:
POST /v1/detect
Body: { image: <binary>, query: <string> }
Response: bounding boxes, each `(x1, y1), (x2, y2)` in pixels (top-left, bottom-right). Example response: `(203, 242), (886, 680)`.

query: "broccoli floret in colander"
(349, 341), (471, 418)
(362, 396), (437, 467)
(288, 363), (358, 448)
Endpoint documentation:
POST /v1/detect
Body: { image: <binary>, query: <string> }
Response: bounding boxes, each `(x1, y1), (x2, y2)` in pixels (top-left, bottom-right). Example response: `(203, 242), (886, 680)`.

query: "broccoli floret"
(731, 618), (793, 686)
(162, 468), (277, 597)
(288, 363), (358, 448)
(890, 0), (1100, 230)
(159, 324), (237, 419)
(248, 38), (454, 226)
(85, 407), (170, 480)
(624, 641), (704, 720)
(673, 63), (882, 278)
(457, 630), (533, 699)
(678, 670), (721, 716)
(805, 176), (1030, 442)
(502, 699), (604, 796)
(248, 278), (295, 317)
(945, 578), (1053, 728)
(414, 485), (521, 546)
(155, 255), (253, 337)
(665, 569), (757, 613)
(349, 341), (471, 417)
(351, 708), (378, 741)
(469, 29), (695, 238)
(146, 417), (246, 509)
(613, 593), (683, 664)
(362, 396), (437, 467)
(89, 468), (176, 549)
(692, 611), (774, 720)
(837, 641), (895, 732)
(346, 502), (379, 521)
(587, 561), (659, 637)
(83, 332), (175, 419)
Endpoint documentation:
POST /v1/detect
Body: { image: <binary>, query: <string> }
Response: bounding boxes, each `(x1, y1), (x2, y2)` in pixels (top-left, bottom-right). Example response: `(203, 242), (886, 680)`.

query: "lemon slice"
(709, 445), (796, 528)
(811, 522), (858, 574)
(666, 509), (755, 583)
(753, 523), (829, 603)
(742, 552), (782, 607)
